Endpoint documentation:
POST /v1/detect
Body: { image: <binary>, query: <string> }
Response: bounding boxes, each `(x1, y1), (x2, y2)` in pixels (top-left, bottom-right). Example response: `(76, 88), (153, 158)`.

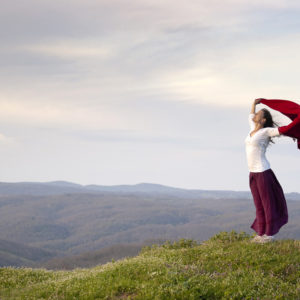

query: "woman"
(245, 98), (288, 244)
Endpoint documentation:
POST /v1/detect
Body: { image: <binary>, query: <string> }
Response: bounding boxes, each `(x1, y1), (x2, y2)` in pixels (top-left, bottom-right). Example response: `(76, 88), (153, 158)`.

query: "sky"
(1, 0), (300, 192)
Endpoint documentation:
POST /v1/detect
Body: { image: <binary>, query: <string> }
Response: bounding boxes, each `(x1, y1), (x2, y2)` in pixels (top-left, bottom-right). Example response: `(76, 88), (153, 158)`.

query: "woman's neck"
(254, 123), (264, 131)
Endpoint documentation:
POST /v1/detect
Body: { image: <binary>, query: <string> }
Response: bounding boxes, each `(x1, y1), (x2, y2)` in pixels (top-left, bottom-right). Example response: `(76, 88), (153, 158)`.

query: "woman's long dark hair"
(262, 108), (278, 145)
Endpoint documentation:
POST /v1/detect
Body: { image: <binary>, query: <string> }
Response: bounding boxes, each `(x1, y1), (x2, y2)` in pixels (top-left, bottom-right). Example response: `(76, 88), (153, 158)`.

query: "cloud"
(2, 0), (300, 109)
(0, 99), (139, 131)
(23, 41), (114, 59)
(0, 133), (14, 145)
(1, 0), (299, 111)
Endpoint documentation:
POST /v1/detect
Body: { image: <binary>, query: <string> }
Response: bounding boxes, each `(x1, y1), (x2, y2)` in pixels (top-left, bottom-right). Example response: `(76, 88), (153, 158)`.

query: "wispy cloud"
(0, 133), (15, 145)
(23, 41), (114, 59)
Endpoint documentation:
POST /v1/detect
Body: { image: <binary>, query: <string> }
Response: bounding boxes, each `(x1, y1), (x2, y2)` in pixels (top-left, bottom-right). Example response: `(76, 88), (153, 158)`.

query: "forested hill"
(0, 231), (299, 299)
(1, 183), (300, 269)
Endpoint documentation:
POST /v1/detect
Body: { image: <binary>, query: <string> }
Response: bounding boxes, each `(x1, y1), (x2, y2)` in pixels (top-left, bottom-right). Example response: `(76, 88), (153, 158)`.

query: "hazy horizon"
(1, 180), (300, 196)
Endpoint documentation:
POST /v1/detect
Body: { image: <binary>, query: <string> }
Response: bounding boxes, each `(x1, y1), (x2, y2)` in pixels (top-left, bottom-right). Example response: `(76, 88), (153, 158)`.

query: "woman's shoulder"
(260, 127), (280, 137)
(260, 126), (277, 130)
(261, 126), (278, 131)
(254, 127), (273, 137)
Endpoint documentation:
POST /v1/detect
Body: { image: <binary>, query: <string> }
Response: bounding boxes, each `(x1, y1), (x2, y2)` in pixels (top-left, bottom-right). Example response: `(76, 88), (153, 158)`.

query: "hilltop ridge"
(1, 181), (300, 200)
(0, 231), (299, 299)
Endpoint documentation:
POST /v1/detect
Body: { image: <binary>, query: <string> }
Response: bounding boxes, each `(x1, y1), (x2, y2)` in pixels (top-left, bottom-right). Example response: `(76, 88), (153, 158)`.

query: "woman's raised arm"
(251, 98), (264, 114)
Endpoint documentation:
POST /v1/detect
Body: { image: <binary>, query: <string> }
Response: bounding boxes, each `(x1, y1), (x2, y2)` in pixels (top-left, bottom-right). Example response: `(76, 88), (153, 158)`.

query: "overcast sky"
(1, 0), (300, 192)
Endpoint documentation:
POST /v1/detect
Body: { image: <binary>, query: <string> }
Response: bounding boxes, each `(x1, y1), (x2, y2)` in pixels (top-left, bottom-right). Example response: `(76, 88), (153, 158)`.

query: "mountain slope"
(1, 191), (300, 265)
(0, 231), (299, 299)
(0, 239), (58, 268)
(39, 240), (165, 270)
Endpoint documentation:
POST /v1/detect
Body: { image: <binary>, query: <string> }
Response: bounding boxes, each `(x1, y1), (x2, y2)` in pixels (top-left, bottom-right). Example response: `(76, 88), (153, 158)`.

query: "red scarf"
(260, 99), (300, 149)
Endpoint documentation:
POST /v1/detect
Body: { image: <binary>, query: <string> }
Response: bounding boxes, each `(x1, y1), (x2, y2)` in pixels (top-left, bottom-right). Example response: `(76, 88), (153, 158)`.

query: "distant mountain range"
(1, 181), (300, 269)
(0, 180), (299, 200)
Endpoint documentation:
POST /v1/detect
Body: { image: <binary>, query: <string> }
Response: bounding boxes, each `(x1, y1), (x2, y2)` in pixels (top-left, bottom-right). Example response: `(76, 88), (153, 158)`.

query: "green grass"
(1, 231), (299, 299)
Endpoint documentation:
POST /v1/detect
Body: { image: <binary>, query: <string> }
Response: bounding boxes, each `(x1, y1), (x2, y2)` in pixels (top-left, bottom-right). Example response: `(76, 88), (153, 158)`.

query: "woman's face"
(253, 109), (266, 125)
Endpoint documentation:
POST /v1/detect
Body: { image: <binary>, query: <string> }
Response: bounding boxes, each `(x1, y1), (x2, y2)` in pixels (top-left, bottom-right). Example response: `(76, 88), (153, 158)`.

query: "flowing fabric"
(260, 99), (300, 149)
(249, 169), (288, 236)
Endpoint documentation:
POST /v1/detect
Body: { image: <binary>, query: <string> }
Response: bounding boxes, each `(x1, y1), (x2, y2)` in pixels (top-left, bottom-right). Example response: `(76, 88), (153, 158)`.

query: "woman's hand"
(251, 98), (264, 114)
(254, 98), (266, 105)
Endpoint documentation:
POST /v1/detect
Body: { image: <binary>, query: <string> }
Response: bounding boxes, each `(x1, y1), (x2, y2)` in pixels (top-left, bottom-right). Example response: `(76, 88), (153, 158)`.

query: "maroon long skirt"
(249, 169), (288, 236)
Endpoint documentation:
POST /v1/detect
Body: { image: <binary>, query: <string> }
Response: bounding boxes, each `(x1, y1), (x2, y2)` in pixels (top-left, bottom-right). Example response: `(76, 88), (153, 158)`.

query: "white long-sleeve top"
(245, 113), (280, 172)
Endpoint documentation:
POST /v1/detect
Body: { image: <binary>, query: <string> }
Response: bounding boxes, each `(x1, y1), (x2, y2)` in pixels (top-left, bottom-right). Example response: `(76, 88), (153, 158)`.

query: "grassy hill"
(0, 231), (299, 299)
